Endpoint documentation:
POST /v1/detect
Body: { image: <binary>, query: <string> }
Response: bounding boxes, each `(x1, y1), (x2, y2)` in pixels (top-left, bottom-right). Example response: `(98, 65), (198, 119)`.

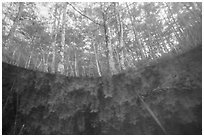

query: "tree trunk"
(81, 66), (86, 77)
(114, 3), (126, 71)
(74, 51), (78, 77)
(26, 50), (33, 69)
(34, 54), (39, 69)
(60, 3), (68, 74)
(51, 3), (59, 73)
(93, 43), (102, 77)
(101, 5), (117, 75)
(70, 62), (74, 77)
(107, 27), (117, 75)
(42, 51), (48, 72)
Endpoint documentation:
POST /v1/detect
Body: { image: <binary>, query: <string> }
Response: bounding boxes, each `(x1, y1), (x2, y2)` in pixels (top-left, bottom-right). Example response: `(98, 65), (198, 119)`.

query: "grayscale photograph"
(2, 2), (202, 135)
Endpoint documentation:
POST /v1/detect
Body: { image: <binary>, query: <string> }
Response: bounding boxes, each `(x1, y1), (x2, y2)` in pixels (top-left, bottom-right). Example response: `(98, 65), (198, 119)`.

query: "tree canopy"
(2, 2), (202, 77)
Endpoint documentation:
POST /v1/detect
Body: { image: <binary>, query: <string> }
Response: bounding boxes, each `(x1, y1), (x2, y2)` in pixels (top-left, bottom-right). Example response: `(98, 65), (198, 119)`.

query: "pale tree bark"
(51, 3), (59, 73)
(115, 3), (125, 70)
(82, 66), (86, 77)
(113, 4), (121, 71)
(26, 50), (33, 69)
(107, 27), (117, 75)
(74, 51), (78, 77)
(60, 2), (68, 74)
(69, 62), (75, 77)
(88, 61), (94, 77)
(101, 4), (117, 75)
(42, 50), (49, 72)
(93, 42), (102, 77)
(119, 21), (125, 70)
(34, 54), (39, 69)
(37, 59), (42, 69)
(37, 47), (43, 69)
(42, 51), (47, 72)
(114, 13), (121, 70)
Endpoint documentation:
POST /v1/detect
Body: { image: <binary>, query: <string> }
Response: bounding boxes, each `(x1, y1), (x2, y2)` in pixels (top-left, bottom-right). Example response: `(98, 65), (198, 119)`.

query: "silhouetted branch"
(67, 3), (103, 26)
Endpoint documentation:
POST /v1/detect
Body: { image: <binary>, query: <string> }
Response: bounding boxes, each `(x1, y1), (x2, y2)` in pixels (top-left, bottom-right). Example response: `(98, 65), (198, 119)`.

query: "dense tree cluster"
(2, 2), (202, 76)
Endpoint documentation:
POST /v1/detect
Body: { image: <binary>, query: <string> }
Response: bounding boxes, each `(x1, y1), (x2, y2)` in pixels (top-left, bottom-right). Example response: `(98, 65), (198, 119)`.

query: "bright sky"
(36, 3), (50, 18)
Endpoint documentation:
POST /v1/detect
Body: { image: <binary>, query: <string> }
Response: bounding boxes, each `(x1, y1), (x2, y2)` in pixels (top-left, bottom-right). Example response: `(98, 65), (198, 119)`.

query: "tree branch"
(67, 3), (103, 26)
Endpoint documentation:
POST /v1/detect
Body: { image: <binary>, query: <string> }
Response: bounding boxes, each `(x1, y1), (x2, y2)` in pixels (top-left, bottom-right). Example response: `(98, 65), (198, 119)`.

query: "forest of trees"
(2, 2), (202, 135)
(2, 2), (202, 77)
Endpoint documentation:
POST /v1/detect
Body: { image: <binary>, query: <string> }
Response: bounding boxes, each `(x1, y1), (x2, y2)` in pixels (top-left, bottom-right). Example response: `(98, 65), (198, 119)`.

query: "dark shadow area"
(2, 44), (202, 135)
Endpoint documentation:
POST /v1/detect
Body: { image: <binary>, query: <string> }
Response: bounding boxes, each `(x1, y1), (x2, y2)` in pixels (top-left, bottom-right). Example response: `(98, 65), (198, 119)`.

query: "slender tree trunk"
(115, 3), (126, 70)
(114, 6), (122, 71)
(69, 62), (74, 77)
(101, 5), (117, 75)
(42, 51), (48, 72)
(37, 58), (42, 69)
(43, 52), (46, 71)
(118, 18), (125, 70)
(26, 50), (33, 69)
(74, 51), (78, 77)
(34, 55), (39, 69)
(60, 3), (68, 74)
(88, 61), (95, 77)
(51, 3), (58, 73)
(107, 27), (117, 75)
(93, 43), (102, 77)
(81, 66), (85, 77)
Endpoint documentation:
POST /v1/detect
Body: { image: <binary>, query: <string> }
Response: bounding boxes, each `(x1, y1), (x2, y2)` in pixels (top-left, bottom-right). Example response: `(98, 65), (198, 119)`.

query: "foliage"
(2, 2), (202, 76)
